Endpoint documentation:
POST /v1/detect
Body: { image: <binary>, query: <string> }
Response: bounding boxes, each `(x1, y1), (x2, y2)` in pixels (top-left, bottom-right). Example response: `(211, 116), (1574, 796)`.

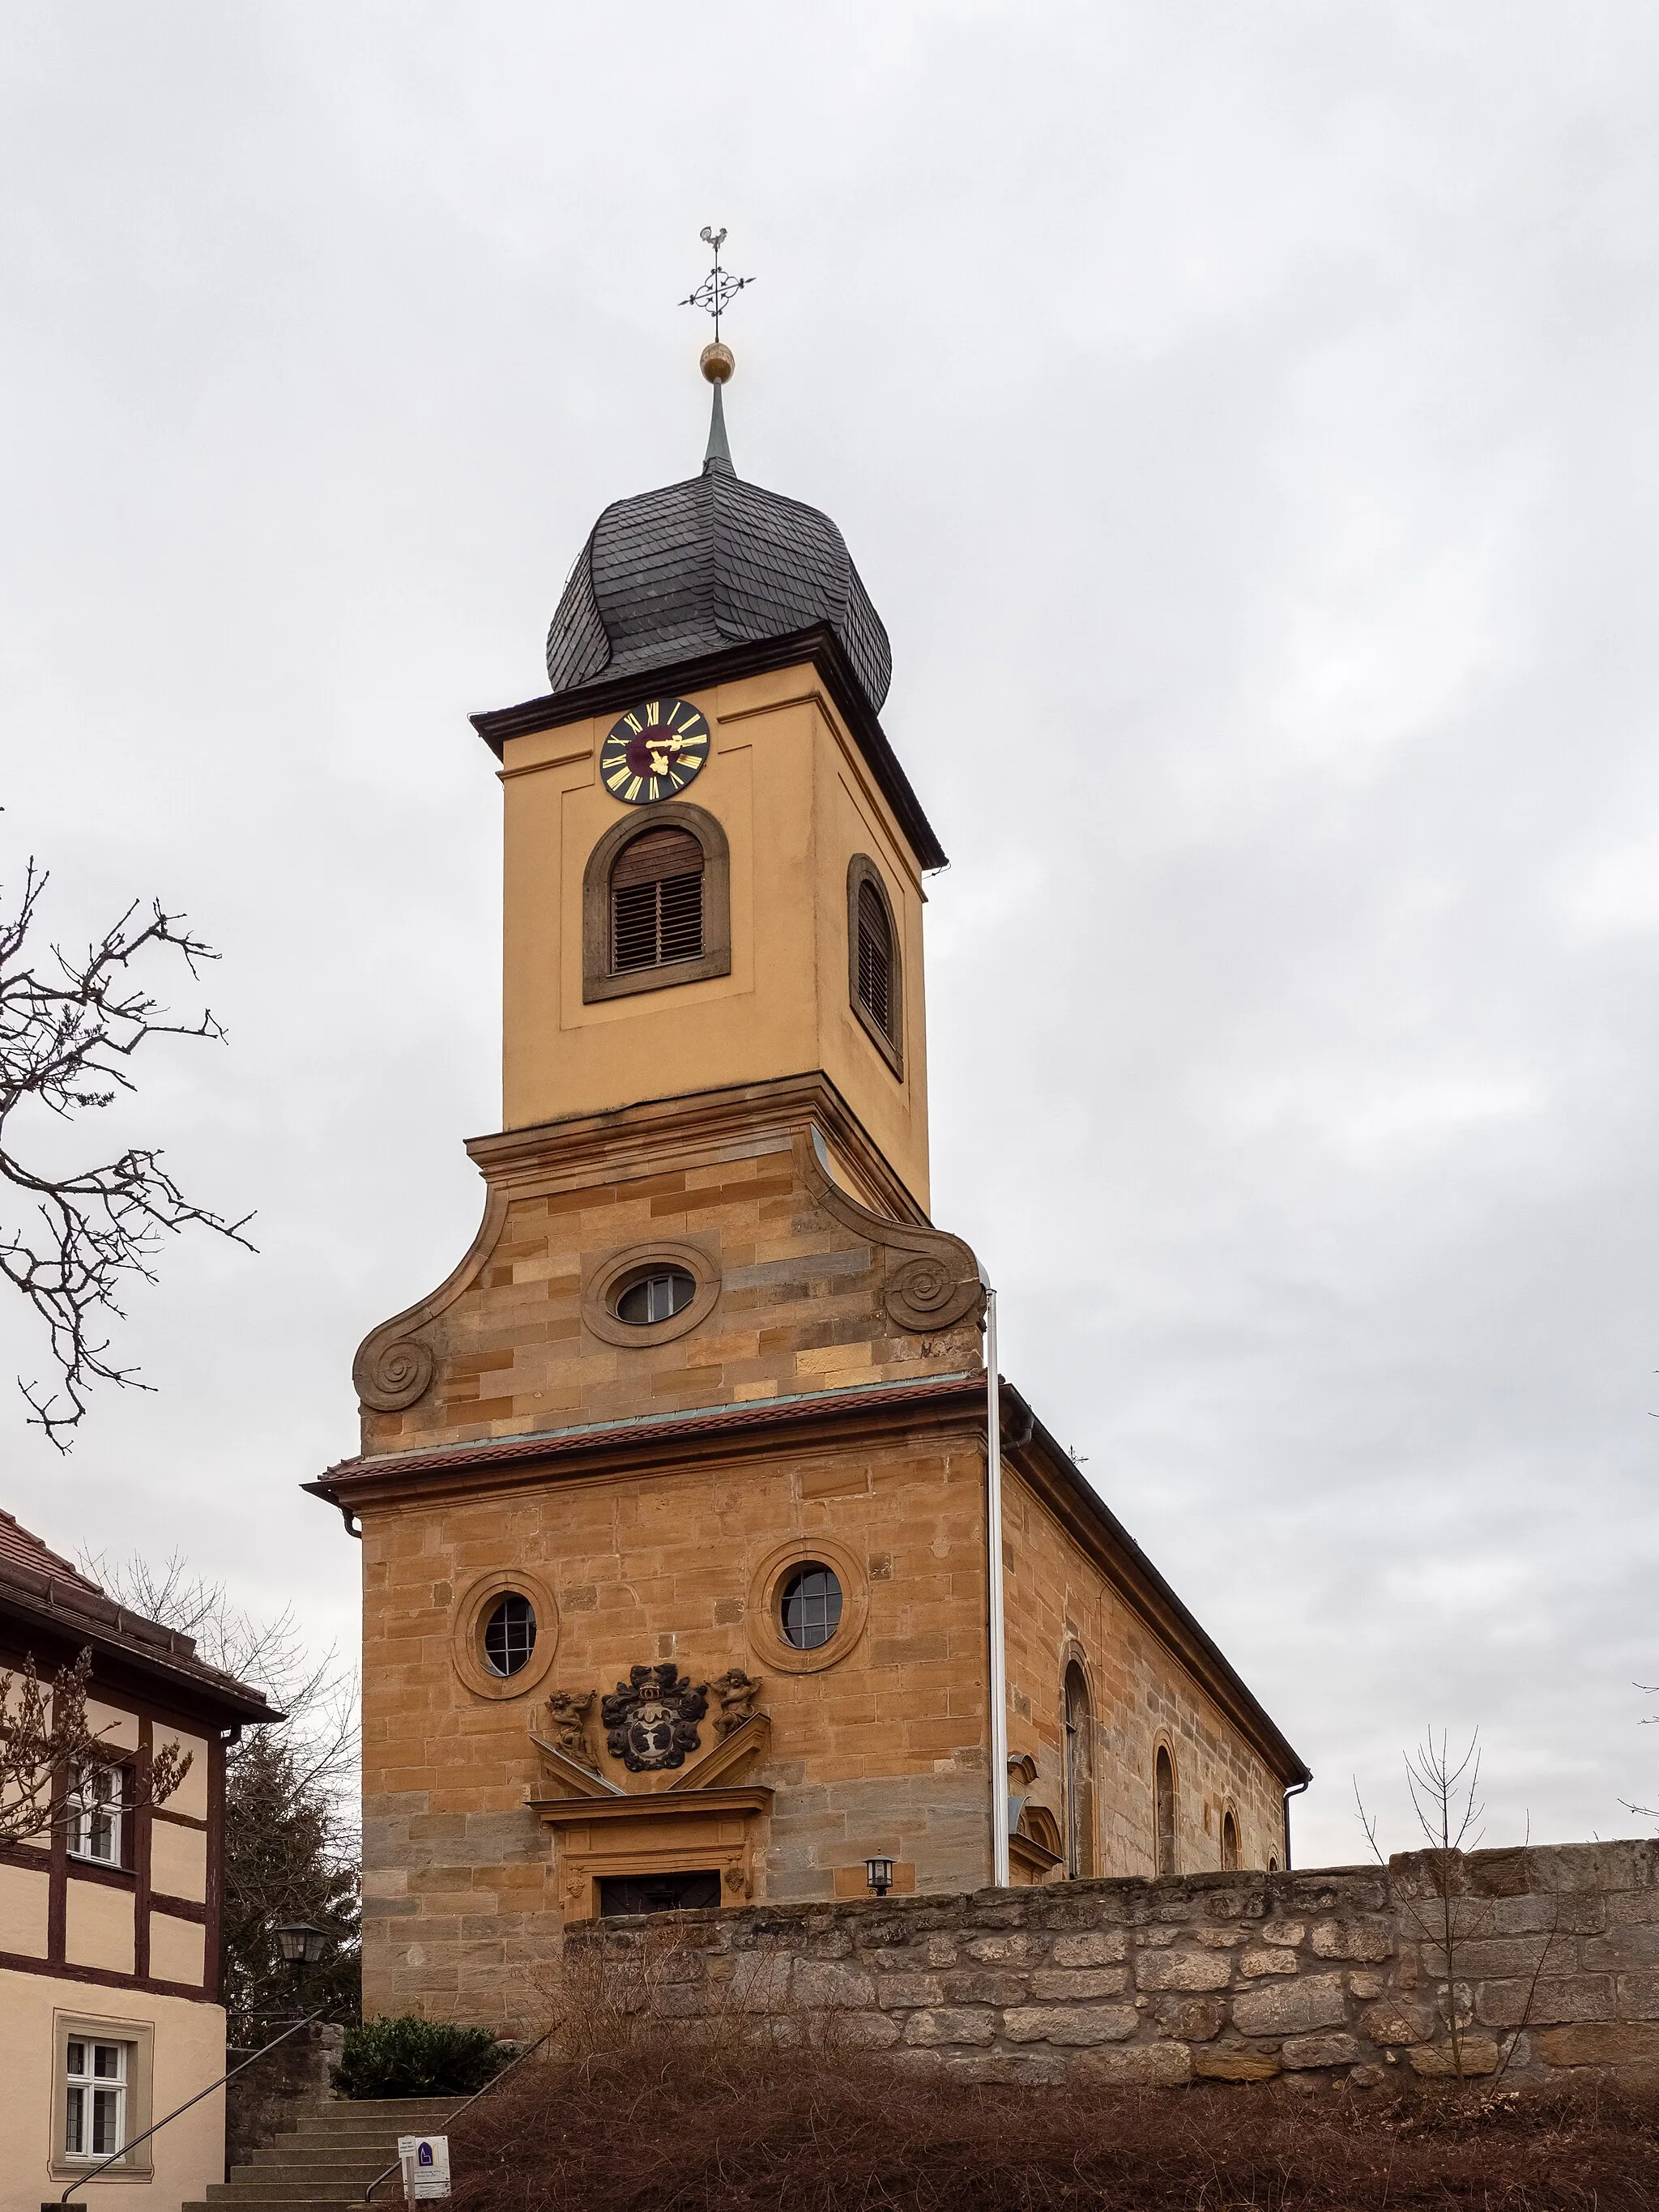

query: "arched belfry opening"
(611, 825), (704, 974)
(1063, 1663), (1094, 1878)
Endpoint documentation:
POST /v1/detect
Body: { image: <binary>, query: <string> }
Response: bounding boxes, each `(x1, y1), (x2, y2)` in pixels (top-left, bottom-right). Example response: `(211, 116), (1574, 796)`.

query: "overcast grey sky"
(4, 2), (1657, 1865)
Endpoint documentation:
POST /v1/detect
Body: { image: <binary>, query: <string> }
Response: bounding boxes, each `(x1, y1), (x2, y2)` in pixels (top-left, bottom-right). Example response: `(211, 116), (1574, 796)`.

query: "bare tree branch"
(0, 857), (254, 1444)
(85, 1551), (361, 2037)
(0, 1645), (190, 1847)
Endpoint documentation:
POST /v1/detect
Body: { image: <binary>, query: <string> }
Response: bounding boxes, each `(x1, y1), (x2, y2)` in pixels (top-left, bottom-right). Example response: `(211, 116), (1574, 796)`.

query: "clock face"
(599, 697), (710, 805)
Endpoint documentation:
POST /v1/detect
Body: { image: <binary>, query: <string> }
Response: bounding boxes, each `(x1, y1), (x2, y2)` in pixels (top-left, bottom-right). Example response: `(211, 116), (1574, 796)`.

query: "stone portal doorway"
(598, 1869), (722, 1916)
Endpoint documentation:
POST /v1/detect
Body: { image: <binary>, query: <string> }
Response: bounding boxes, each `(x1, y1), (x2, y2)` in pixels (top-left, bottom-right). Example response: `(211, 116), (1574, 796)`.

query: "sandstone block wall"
(360, 1128), (979, 1459)
(567, 1842), (1659, 2087)
(358, 1428), (995, 2026)
(1000, 1466), (1288, 1881)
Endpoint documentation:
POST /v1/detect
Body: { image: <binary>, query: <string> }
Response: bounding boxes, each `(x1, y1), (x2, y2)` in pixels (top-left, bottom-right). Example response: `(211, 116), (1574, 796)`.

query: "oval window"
(482, 1593), (536, 1677)
(780, 1565), (843, 1652)
(615, 1268), (697, 1325)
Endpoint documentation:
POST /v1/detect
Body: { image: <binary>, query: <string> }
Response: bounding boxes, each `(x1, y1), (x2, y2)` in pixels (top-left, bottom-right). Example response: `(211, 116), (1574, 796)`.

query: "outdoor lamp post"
(865, 1856), (895, 1899)
(273, 1921), (331, 2017)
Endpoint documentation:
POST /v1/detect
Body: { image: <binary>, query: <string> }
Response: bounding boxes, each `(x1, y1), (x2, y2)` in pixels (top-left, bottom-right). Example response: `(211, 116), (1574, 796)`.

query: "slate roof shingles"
(546, 460), (893, 716)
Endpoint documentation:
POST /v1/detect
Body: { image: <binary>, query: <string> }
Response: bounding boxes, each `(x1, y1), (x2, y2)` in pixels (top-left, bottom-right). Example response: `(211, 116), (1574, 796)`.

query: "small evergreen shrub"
(333, 2016), (508, 2100)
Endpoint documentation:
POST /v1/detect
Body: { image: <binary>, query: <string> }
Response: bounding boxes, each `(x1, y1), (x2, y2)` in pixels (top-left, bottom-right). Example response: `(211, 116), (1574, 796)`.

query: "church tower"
(493, 347), (940, 1221)
(310, 278), (1305, 2028)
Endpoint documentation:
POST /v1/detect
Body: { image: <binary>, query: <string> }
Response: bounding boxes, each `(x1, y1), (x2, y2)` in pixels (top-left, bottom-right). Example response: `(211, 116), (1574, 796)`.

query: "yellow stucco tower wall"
(501, 661), (930, 1214)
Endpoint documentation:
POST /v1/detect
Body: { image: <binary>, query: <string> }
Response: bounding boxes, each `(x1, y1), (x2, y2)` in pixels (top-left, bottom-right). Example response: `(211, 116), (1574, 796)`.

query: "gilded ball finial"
(700, 341), (736, 385)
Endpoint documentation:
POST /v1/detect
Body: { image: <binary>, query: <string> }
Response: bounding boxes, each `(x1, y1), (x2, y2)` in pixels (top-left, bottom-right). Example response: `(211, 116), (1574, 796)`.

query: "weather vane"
(680, 225), (753, 346)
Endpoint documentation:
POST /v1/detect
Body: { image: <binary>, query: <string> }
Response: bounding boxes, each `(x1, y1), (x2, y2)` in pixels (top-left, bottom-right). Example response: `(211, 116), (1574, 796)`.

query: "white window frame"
(50, 2013), (154, 2181)
(63, 2035), (129, 2163)
(66, 1757), (127, 1867)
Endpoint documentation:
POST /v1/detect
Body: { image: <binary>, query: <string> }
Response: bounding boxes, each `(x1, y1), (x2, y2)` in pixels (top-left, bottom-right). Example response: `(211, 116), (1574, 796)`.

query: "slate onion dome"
(544, 344), (893, 716)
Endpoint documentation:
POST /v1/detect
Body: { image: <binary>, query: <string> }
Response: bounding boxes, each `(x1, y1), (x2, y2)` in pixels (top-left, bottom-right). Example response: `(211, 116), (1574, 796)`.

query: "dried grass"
(446, 2045), (1659, 2212)
(454, 1925), (1659, 2210)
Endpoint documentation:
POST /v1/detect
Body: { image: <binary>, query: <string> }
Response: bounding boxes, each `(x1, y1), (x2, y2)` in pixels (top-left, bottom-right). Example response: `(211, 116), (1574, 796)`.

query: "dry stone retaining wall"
(566, 1842), (1659, 2088)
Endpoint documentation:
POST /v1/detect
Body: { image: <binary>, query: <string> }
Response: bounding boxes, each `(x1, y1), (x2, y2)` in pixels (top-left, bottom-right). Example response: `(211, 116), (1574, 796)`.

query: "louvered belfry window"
(611, 827), (705, 975)
(855, 878), (894, 1038)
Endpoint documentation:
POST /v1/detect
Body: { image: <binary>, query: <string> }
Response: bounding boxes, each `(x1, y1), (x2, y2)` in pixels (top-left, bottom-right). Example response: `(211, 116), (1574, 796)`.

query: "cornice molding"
(469, 1071), (928, 1223)
(308, 1370), (987, 1509)
(469, 624), (949, 873)
(527, 1784), (773, 1828)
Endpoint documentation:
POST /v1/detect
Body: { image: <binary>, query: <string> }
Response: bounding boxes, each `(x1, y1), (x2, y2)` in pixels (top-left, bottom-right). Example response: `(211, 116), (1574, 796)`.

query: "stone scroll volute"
(352, 1334), (435, 1413)
(348, 1184), (510, 1424)
(801, 1128), (986, 1338)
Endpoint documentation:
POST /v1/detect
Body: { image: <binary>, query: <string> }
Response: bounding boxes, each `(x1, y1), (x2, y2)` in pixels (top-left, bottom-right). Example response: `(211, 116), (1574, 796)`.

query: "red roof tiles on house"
(0, 1508), (102, 1593)
(0, 1504), (278, 1723)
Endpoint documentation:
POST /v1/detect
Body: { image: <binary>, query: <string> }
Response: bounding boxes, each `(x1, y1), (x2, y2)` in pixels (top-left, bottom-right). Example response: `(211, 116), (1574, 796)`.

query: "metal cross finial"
(680, 224), (754, 343)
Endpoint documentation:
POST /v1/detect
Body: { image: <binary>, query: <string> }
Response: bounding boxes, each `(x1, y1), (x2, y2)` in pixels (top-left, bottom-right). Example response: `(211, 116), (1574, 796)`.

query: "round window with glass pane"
(780, 1564), (842, 1652)
(614, 1268), (697, 1326)
(483, 1593), (536, 1677)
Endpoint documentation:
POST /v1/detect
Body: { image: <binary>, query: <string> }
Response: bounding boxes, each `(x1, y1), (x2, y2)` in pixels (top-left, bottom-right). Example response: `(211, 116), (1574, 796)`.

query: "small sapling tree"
(1356, 1727), (1559, 2090)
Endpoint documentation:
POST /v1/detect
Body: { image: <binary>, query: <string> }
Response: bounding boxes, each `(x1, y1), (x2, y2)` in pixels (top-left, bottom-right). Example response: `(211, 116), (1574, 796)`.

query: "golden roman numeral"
(624, 713), (642, 735)
(646, 701), (659, 725)
(626, 775), (643, 800)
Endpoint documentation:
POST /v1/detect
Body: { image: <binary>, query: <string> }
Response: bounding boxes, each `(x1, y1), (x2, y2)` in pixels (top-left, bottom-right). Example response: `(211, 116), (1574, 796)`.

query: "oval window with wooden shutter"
(611, 827), (705, 975)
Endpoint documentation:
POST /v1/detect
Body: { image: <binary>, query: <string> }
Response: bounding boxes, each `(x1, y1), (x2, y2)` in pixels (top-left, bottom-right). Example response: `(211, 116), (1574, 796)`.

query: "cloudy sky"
(4, 2), (1657, 1865)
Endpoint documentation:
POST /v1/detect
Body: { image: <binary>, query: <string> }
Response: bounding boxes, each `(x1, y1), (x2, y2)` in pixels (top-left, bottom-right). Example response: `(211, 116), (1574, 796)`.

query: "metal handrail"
(360, 2025), (559, 2206)
(58, 2005), (332, 2206)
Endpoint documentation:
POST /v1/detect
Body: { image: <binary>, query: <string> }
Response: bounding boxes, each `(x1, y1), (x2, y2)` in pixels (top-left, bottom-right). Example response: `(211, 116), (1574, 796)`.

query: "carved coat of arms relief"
(600, 1663), (709, 1772)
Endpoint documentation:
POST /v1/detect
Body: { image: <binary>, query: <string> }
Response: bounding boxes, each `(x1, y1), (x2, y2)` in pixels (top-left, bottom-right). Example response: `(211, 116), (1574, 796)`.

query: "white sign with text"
(397, 2136), (451, 2201)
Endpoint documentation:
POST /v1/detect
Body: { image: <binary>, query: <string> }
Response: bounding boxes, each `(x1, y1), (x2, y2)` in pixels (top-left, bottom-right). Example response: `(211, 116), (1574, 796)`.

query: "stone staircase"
(186, 2098), (461, 2212)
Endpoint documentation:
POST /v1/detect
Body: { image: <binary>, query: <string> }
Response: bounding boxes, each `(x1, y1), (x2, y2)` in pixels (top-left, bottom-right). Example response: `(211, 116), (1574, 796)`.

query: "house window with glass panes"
(65, 2038), (127, 2160)
(66, 1759), (126, 1865)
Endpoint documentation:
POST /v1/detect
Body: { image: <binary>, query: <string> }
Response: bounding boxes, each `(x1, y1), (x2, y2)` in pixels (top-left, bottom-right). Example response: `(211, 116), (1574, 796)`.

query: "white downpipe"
(984, 1281), (1010, 1888)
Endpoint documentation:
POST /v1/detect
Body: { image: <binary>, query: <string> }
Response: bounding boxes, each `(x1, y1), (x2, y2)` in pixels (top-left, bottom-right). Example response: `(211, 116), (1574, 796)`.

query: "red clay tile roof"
(0, 1504), (277, 1723)
(0, 1509), (102, 1593)
(314, 1370), (987, 1489)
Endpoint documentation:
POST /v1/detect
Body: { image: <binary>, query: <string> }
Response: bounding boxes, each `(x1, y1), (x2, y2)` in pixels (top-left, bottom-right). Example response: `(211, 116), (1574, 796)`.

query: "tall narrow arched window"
(1154, 1745), (1177, 1877)
(1222, 1807), (1240, 1872)
(847, 857), (903, 1076)
(857, 880), (892, 1029)
(1062, 1662), (1094, 1878)
(611, 826), (704, 974)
